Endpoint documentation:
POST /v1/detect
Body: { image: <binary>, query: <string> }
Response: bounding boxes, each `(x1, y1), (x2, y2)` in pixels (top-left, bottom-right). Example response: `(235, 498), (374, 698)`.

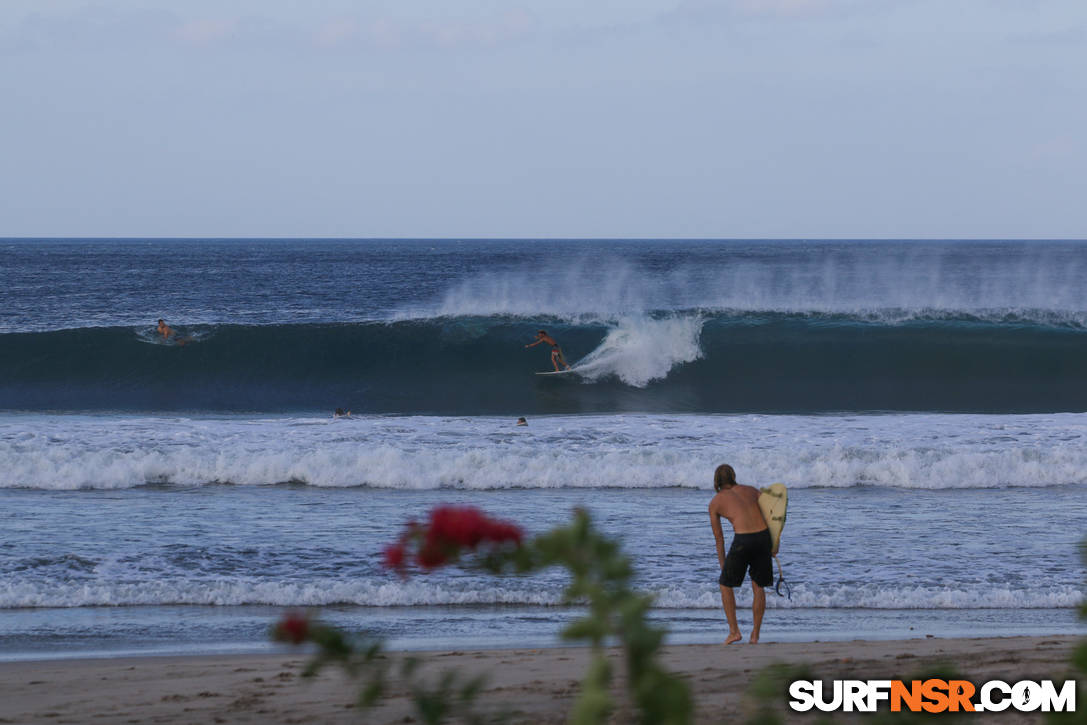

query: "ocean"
(1, 239), (1085, 660)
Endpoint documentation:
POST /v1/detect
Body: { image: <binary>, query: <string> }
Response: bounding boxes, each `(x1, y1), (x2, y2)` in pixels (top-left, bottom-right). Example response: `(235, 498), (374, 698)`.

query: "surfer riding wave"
(525, 330), (571, 372)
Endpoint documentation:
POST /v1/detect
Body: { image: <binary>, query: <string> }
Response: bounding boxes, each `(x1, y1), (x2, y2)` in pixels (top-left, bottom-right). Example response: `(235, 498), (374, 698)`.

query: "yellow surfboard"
(757, 483), (788, 556)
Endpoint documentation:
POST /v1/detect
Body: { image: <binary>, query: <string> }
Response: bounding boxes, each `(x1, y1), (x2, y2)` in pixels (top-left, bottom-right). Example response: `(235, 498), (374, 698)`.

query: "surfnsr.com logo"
(788, 679), (1077, 713)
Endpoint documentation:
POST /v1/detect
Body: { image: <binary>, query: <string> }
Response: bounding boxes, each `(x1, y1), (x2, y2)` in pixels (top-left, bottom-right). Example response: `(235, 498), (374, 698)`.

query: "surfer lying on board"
(156, 319), (175, 341)
(156, 319), (190, 346)
(525, 330), (571, 372)
(709, 464), (773, 644)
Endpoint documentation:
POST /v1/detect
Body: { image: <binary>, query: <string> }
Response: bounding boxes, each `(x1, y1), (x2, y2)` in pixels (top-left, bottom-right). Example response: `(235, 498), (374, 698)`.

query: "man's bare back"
(709, 485), (768, 536)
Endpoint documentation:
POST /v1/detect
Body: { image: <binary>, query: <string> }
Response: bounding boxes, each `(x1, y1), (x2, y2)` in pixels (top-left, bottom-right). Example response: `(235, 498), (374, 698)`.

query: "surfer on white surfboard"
(708, 463), (773, 645)
(525, 330), (571, 372)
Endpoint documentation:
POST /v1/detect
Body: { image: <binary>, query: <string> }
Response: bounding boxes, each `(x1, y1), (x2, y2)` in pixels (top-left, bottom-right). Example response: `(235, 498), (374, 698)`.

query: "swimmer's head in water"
(516, 417), (527, 426)
(714, 463), (738, 492)
(158, 319), (165, 325)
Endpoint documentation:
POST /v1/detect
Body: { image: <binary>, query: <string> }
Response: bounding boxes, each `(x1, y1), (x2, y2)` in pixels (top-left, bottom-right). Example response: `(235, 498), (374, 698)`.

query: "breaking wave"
(2, 310), (1087, 413)
(3, 412), (1086, 490)
(1, 578), (1079, 610)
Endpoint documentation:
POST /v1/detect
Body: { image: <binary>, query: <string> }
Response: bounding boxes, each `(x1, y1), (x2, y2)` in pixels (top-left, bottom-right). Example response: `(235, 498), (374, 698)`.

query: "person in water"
(156, 319), (191, 346)
(516, 417), (527, 426)
(156, 319), (175, 341)
(708, 463), (773, 644)
(334, 408), (351, 418)
(525, 330), (571, 372)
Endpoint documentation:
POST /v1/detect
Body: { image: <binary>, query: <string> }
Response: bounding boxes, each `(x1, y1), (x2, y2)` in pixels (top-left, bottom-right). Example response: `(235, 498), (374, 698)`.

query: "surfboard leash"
(773, 555), (791, 600)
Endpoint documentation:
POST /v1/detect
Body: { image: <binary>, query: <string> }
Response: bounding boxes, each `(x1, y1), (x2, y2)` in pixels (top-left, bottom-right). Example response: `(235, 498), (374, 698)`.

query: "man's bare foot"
(724, 632), (743, 645)
(749, 634), (760, 644)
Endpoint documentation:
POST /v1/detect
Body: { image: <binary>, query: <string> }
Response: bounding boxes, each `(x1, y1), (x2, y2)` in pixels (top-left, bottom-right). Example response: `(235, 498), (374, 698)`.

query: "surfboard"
(536, 369), (579, 376)
(757, 483), (788, 556)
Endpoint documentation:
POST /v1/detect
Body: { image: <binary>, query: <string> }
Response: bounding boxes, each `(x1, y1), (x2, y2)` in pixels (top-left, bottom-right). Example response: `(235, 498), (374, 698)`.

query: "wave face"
(3, 313), (1087, 413)
(5, 239), (1087, 413)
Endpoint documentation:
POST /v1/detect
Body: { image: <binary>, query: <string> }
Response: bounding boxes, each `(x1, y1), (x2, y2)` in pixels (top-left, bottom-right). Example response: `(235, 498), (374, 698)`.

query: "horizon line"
(3, 236), (1087, 242)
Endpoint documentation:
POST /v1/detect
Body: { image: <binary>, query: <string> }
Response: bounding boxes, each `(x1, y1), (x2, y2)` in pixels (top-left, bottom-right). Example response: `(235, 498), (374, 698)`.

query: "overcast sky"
(1, 0), (1084, 238)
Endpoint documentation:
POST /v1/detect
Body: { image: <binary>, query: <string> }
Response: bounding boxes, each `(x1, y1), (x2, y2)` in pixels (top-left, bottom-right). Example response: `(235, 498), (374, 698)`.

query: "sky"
(1, 0), (1085, 238)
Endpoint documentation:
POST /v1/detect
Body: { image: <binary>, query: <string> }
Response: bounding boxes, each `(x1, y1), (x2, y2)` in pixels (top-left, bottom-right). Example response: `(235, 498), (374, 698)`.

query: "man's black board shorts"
(719, 529), (773, 588)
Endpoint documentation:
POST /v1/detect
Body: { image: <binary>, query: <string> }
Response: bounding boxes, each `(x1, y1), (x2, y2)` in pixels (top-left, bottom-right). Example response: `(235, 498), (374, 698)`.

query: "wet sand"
(0, 635), (1079, 724)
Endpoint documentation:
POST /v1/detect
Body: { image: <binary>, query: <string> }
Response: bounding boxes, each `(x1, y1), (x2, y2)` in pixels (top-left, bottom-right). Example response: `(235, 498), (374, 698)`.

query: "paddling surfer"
(525, 330), (571, 372)
(708, 464), (773, 644)
(156, 319), (190, 346)
(156, 319), (175, 341)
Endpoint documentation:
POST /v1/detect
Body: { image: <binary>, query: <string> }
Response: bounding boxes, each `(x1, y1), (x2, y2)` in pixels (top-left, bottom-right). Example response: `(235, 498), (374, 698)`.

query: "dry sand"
(0, 636), (1079, 724)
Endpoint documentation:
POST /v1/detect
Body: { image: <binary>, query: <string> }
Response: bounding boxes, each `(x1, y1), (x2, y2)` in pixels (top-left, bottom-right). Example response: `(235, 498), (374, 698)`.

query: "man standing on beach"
(708, 464), (773, 644)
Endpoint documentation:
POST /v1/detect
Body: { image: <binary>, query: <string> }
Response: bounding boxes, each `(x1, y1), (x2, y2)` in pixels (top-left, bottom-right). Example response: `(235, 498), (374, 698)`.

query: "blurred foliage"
(273, 506), (690, 724)
(272, 614), (502, 724)
(276, 518), (1086, 724)
(1046, 539), (1086, 725)
(493, 508), (693, 725)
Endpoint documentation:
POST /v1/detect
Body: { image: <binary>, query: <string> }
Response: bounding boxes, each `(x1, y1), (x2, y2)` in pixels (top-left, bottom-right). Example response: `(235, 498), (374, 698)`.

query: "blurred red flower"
(416, 542), (449, 569)
(273, 612), (310, 645)
(383, 506), (523, 572)
(427, 506), (522, 548)
(383, 543), (406, 570)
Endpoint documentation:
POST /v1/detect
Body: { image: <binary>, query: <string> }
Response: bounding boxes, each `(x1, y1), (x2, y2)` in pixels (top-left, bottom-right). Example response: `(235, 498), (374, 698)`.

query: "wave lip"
(573, 315), (704, 387)
(8, 240), (1087, 334)
(395, 244), (1087, 324)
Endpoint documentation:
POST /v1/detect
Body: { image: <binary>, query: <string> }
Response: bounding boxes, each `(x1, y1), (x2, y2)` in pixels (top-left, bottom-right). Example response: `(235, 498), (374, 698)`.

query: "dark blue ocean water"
(3, 239), (1087, 414)
(1, 239), (1085, 659)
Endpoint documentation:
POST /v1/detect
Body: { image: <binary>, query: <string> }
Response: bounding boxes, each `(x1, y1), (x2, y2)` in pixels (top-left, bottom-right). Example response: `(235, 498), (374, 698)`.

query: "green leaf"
(1072, 641), (1087, 673)
(571, 688), (613, 725)
(360, 679), (384, 708)
(571, 656), (614, 725)
(401, 655), (421, 677)
(459, 674), (486, 702)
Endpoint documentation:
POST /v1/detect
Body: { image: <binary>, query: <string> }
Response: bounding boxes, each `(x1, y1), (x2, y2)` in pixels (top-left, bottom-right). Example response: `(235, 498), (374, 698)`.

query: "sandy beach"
(0, 635), (1079, 724)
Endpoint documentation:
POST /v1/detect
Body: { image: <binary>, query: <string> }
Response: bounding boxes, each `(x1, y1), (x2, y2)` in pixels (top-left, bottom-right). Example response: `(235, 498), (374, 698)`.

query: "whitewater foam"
(3, 413), (1087, 490)
(573, 316), (704, 387)
(2, 578), (1079, 610)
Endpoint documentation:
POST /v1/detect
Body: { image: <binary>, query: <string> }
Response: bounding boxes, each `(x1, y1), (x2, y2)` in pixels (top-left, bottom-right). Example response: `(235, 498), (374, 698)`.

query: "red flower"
(428, 506), (488, 548)
(416, 542), (449, 569)
(426, 506), (523, 549)
(480, 520), (522, 545)
(382, 506), (523, 572)
(383, 543), (406, 570)
(274, 612), (310, 644)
